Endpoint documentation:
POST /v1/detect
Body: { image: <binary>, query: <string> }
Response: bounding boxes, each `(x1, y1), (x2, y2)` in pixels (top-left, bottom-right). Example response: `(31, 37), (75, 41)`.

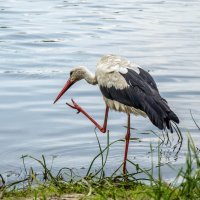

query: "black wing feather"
(100, 68), (179, 132)
(138, 68), (158, 92)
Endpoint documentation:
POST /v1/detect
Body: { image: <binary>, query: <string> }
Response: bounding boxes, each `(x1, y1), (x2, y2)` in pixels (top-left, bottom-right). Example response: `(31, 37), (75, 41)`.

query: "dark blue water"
(0, 0), (200, 182)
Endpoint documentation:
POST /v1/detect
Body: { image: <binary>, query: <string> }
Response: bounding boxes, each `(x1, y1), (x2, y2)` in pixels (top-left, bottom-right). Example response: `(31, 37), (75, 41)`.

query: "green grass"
(1, 122), (200, 199)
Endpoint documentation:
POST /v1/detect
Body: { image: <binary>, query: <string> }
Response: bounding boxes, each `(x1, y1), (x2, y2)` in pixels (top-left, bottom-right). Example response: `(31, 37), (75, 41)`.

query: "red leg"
(123, 114), (131, 174)
(66, 99), (109, 133)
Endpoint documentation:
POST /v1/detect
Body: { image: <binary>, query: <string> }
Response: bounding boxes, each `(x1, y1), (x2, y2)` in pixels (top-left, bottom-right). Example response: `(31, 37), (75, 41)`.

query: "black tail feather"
(144, 97), (179, 133)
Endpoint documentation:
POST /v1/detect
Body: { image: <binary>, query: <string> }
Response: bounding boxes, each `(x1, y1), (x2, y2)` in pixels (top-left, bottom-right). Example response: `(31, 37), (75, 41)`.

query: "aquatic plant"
(0, 117), (200, 199)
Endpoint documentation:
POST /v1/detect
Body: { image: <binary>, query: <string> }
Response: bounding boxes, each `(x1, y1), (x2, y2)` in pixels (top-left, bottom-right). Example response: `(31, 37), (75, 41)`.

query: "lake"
(0, 0), (200, 182)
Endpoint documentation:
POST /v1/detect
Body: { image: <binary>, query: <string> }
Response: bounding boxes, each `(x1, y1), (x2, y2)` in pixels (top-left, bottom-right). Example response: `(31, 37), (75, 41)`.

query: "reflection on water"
(0, 0), (200, 181)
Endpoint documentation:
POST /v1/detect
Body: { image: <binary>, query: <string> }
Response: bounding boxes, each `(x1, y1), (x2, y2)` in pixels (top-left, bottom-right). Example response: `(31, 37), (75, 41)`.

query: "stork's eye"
(70, 71), (73, 76)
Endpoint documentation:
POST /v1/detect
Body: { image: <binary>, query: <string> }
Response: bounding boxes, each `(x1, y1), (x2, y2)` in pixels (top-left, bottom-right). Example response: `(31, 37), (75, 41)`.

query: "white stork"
(54, 54), (179, 174)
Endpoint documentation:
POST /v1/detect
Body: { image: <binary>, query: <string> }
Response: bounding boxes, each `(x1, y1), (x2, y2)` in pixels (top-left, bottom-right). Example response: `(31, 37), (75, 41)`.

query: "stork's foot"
(66, 99), (82, 114)
(66, 99), (109, 134)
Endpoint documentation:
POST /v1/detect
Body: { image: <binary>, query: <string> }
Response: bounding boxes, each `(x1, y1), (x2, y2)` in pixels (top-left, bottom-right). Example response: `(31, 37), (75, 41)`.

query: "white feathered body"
(95, 54), (147, 117)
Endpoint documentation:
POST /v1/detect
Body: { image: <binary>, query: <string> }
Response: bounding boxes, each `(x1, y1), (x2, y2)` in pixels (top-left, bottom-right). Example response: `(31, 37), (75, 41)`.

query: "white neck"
(84, 68), (97, 85)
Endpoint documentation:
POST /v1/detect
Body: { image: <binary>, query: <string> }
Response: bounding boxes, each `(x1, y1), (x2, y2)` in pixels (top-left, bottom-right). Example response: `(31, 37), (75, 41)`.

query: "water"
(0, 0), (200, 182)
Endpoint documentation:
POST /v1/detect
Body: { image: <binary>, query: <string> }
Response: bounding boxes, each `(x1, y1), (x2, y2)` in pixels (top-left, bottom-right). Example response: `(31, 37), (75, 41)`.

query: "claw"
(66, 102), (76, 109)
(71, 98), (78, 106)
(66, 99), (81, 114)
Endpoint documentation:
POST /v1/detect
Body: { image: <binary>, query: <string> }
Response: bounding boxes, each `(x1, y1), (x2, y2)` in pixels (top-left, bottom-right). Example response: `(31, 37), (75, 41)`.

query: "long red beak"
(54, 79), (75, 104)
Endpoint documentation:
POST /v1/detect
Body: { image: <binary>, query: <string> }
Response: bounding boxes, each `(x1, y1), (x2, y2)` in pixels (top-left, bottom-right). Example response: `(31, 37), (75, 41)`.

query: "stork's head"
(54, 66), (86, 104)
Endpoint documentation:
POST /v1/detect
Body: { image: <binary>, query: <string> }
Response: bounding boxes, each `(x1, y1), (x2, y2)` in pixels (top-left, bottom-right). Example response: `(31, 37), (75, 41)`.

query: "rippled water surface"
(0, 0), (200, 181)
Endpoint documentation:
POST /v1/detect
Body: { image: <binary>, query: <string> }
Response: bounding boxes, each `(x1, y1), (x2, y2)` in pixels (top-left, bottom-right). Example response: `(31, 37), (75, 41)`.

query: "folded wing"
(100, 68), (179, 132)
